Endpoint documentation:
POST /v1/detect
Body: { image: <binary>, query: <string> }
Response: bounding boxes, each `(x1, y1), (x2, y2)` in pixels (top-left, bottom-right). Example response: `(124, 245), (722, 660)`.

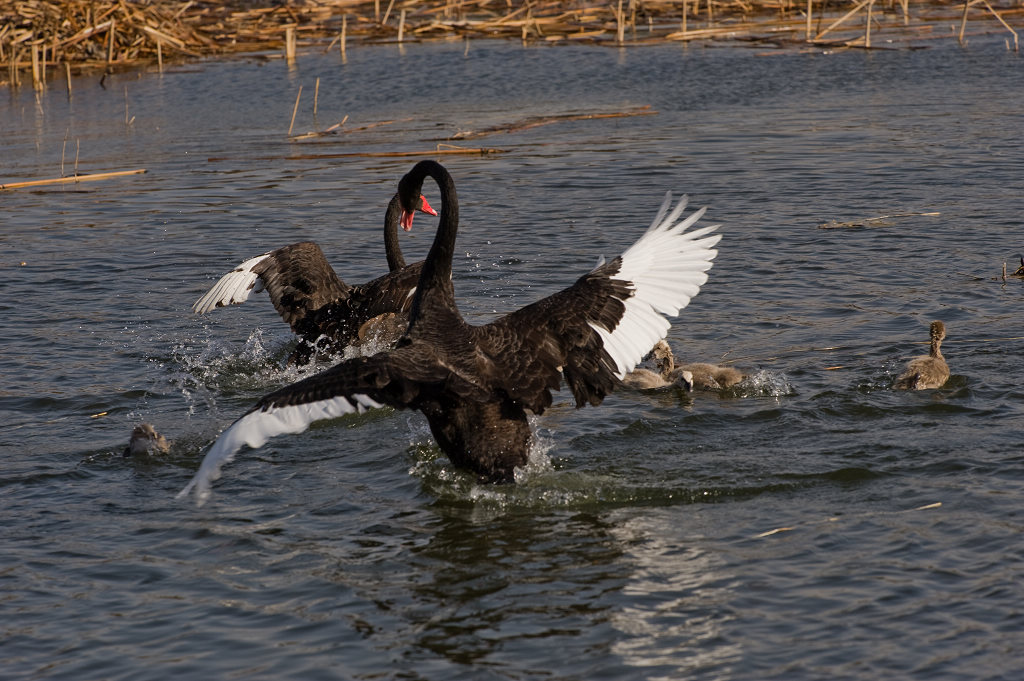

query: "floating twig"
(0, 169), (147, 191)
(448, 105), (657, 140)
(207, 148), (505, 163)
(755, 502), (942, 539)
(817, 211), (941, 229)
(288, 116), (349, 140)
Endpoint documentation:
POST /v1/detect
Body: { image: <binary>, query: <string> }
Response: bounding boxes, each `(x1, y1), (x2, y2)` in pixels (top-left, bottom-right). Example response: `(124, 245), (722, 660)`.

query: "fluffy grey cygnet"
(124, 423), (170, 457)
(894, 320), (950, 390)
(653, 340), (745, 390)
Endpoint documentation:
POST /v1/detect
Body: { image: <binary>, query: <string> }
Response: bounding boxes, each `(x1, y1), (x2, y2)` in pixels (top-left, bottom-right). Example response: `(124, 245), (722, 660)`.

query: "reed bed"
(1, 0), (1020, 89)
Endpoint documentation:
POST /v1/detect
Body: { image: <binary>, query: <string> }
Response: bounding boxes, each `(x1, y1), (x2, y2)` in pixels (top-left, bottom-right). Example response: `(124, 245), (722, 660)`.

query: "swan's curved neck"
(383, 193), (406, 272)
(401, 161), (459, 320)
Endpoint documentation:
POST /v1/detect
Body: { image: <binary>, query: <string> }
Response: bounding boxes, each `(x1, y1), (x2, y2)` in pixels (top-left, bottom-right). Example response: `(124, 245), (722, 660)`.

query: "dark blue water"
(2, 38), (1023, 680)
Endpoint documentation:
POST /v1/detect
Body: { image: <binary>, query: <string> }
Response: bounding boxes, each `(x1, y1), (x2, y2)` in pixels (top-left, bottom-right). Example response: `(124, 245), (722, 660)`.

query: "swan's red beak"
(418, 194), (438, 217)
(401, 210), (415, 231)
(402, 194), (437, 231)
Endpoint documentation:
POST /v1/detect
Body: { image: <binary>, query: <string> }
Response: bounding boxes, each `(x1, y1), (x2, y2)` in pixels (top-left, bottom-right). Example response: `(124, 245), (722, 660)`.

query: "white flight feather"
(588, 192), (721, 379)
(177, 393), (383, 505)
(192, 253), (273, 314)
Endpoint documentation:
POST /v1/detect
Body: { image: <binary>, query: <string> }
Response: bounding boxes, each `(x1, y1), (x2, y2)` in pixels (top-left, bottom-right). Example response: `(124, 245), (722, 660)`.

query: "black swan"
(124, 423), (170, 457)
(192, 192), (437, 365)
(894, 320), (950, 390)
(179, 161), (721, 504)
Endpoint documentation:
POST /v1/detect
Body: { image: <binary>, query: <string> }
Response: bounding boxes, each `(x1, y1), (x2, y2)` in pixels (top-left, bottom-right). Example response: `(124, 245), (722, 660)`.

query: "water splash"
(730, 369), (796, 398)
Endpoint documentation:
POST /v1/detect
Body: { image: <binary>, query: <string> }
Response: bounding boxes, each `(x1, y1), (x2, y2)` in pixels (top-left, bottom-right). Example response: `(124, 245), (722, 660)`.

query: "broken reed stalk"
(982, 0), (1019, 51)
(8, 45), (18, 89)
(107, 19), (115, 63)
(157, 40), (163, 73)
(865, 0), (873, 48)
(31, 42), (41, 91)
(816, 0), (871, 41)
(314, 77), (320, 116)
(682, 0), (688, 34)
(382, 0), (397, 26)
(342, 16), (347, 55)
(0, 169), (147, 191)
(399, 9), (407, 42)
(958, 0), (980, 44)
(616, 0), (625, 44)
(288, 85), (302, 136)
(285, 26), (296, 60)
(65, 62), (72, 98)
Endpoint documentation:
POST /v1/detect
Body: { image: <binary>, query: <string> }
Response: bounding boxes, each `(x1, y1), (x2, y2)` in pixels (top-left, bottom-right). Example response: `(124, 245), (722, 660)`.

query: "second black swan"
(179, 161), (721, 504)
(192, 192), (436, 364)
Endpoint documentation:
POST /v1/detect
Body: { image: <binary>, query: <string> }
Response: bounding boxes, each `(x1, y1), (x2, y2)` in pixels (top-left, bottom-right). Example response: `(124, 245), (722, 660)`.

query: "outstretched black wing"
(473, 260), (631, 412)
(193, 242), (351, 334)
(177, 342), (488, 505)
(473, 193), (721, 414)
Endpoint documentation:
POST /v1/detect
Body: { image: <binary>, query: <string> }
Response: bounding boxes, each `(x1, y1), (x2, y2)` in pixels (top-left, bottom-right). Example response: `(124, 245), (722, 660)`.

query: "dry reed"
(2, 0), (1021, 90)
(0, 168), (146, 190)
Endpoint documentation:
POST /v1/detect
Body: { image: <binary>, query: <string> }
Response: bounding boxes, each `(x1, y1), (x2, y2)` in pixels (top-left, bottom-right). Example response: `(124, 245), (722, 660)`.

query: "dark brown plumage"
(252, 165), (628, 479)
(894, 320), (950, 390)
(193, 193), (435, 364)
(179, 161), (721, 503)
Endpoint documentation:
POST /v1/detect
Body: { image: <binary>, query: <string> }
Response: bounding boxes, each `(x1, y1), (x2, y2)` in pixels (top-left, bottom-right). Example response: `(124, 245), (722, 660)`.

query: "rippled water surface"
(3, 38), (1023, 680)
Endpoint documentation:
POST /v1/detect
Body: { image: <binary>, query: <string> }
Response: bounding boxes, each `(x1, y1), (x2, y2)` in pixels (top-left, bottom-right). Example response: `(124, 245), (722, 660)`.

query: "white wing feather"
(180, 190), (718, 504)
(589, 192), (721, 379)
(192, 253), (273, 314)
(177, 393), (383, 505)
